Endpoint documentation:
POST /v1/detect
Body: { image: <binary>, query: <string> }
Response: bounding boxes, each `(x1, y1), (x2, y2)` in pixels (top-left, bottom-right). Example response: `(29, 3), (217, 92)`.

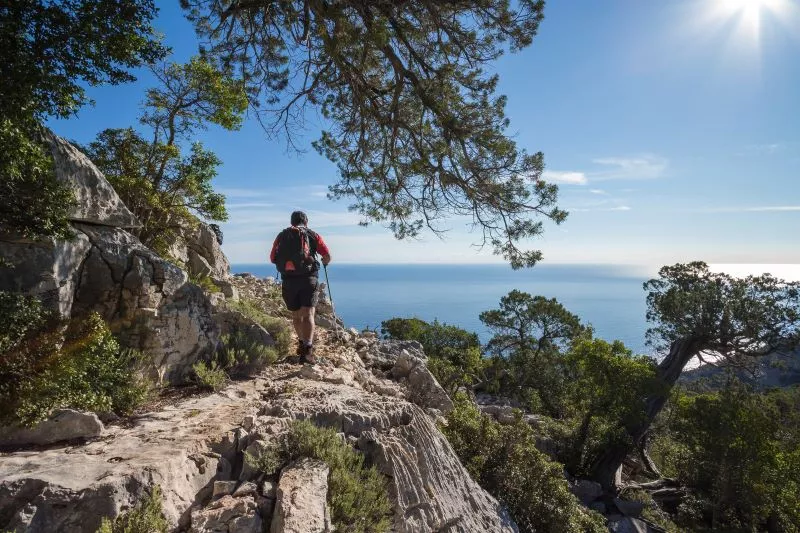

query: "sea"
(232, 263), (654, 355)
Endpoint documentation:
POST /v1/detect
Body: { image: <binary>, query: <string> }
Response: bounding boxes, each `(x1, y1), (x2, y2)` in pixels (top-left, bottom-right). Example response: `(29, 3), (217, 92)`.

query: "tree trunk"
(638, 432), (662, 478)
(589, 337), (698, 490)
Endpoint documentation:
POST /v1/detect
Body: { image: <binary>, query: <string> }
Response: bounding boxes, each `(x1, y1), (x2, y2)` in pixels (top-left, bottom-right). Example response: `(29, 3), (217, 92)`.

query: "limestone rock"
(1, 222), (219, 383)
(258, 373), (516, 533)
(614, 497), (644, 518)
(0, 377), (263, 532)
(170, 222), (230, 281)
(44, 130), (139, 228)
(0, 410), (103, 448)
(212, 481), (238, 499)
(191, 495), (261, 533)
(392, 350), (453, 414)
(270, 458), (331, 533)
(0, 231), (91, 317)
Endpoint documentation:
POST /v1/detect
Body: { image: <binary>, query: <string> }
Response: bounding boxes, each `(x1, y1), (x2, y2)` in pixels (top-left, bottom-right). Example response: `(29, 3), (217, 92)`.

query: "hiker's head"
(290, 211), (308, 226)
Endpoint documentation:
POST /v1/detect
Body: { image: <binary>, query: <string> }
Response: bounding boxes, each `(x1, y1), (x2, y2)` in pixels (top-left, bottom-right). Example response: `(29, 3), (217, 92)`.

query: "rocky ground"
(0, 323), (518, 533)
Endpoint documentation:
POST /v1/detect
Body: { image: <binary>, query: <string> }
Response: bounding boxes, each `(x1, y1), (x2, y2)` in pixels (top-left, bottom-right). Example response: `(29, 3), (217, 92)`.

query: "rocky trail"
(0, 328), (518, 533)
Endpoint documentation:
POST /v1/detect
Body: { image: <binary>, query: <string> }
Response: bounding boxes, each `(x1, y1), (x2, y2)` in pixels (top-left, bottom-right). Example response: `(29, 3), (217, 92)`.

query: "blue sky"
(49, 0), (800, 268)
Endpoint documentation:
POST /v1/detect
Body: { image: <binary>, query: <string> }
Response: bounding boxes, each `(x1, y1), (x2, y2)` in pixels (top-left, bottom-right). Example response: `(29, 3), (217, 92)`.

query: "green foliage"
(255, 420), (391, 533)
(442, 395), (606, 533)
(184, 0), (565, 268)
(245, 443), (283, 478)
(192, 361), (227, 392)
(479, 291), (591, 417)
(217, 330), (278, 376)
(227, 298), (293, 356)
(96, 485), (168, 533)
(84, 56), (246, 254)
(0, 293), (152, 426)
(651, 383), (800, 532)
(381, 317), (485, 394)
(1, 0), (165, 122)
(190, 274), (220, 294)
(645, 261), (800, 357)
(563, 339), (660, 476)
(1, 0), (164, 240)
(0, 118), (76, 240)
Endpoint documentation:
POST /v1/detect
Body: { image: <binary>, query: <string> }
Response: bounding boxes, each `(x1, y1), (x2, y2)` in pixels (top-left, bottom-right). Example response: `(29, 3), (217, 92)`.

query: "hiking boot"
(295, 339), (304, 356)
(300, 344), (316, 365)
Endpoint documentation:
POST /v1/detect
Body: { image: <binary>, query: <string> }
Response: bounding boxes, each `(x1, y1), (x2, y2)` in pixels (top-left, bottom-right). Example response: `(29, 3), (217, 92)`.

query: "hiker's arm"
(269, 235), (280, 263)
(316, 234), (331, 265)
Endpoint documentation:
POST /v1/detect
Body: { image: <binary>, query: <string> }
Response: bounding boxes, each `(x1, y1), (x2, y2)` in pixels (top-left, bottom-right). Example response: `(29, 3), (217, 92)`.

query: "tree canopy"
(0, 0), (166, 240)
(182, 0), (564, 268)
(590, 262), (800, 489)
(84, 57), (247, 255)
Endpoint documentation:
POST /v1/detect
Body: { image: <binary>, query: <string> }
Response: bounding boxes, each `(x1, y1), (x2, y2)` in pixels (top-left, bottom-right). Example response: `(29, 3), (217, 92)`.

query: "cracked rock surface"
(0, 331), (518, 533)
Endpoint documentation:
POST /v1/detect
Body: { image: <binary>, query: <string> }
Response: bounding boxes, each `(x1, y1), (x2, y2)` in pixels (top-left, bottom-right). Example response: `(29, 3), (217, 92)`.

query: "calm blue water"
(232, 264), (653, 355)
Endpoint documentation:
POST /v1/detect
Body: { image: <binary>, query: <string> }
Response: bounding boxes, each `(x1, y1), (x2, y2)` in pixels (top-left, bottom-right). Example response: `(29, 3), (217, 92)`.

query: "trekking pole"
(322, 263), (343, 342)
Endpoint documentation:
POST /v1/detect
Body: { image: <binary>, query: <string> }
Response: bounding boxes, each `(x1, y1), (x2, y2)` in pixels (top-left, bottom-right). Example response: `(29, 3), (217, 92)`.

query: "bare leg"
(292, 309), (305, 342)
(299, 306), (316, 345)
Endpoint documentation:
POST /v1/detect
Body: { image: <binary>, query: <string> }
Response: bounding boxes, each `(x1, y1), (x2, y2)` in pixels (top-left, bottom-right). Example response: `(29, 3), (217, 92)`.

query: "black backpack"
(274, 226), (319, 277)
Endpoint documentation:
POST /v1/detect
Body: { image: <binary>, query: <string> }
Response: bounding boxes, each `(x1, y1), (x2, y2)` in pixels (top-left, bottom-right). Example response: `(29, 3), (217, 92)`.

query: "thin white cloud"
(542, 170), (588, 185)
(591, 154), (668, 180)
(569, 205), (632, 212)
(698, 206), (800, 213)
(589, 189), (608, 195)
(227, 202), (274, 209)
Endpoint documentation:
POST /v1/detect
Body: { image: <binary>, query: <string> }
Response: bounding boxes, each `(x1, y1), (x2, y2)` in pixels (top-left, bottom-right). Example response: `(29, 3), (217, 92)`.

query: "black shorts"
(281, 276), (319, 311)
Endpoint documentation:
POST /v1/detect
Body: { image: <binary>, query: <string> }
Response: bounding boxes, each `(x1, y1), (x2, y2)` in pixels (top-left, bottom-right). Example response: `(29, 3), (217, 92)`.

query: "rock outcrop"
(270, 459), (331, 533)
(44, 131), (139, 228)
(0, 410), (103, 448)
(0, 331), (519, 533)
(168, 222), (231, 281)
(0, 132), (219, 383)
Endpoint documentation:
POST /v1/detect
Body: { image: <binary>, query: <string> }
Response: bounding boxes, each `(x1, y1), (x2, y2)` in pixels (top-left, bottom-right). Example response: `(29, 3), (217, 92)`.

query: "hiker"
(269, 211), (331, 363)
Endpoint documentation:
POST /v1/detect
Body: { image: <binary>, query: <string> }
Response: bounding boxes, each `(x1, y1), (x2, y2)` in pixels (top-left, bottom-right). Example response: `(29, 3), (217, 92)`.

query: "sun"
(704, 0), (794, 46)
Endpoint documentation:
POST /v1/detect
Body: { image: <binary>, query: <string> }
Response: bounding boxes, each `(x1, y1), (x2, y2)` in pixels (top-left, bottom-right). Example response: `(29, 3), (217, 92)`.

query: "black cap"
(290, 211), (308, 226)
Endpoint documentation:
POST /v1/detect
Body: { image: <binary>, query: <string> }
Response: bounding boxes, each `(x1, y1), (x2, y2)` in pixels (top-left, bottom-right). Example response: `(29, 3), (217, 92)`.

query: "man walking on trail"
(270, 211), (331, 363)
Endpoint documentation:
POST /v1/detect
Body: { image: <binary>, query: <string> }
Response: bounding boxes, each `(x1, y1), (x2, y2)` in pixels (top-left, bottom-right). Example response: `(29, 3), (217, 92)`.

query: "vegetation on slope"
(247, 419), (392, 533)
(0, 292), (152, 427)
(383, 261), (800, 532)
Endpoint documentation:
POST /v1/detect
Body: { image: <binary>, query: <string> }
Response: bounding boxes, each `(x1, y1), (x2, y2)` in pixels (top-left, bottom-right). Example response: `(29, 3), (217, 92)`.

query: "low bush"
(217, 330), (278, 376)
(250, 420), (392, 533)
(189, 273), (220, 294)
(0, 292), (152, 426)
(227, 298), (292, 355)
(192, 361), (227, 392)
(441, 394), (606, 533)
(96, 485), (168, 533)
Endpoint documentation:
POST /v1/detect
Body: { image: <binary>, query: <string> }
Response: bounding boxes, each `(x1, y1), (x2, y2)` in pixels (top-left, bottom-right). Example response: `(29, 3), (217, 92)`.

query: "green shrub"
(0, 293), (152, 426)
(189, 273), (220, 293)
(96, 485), (168, 533)
(441, 394), (606, 533)
(192, 361), (227, 391)
(259, 420), (392, 533)
(217, 330), (278, 376)
(227, 298), (292, 355)
(0, 118), (76, 240)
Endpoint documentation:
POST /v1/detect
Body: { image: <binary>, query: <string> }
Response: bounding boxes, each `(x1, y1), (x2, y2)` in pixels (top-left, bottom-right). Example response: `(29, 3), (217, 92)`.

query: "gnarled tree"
(83, 57), (247, 255)
(181, 0), (565, 268)
(590, 262), (800, 490)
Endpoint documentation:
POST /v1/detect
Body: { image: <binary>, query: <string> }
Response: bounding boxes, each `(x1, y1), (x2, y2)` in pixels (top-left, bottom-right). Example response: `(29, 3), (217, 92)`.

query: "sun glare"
(704, 0), (794, 47)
